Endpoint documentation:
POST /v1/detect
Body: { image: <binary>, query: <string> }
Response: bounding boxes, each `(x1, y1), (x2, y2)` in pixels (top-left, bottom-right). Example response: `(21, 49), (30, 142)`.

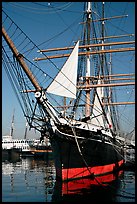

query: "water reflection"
(52, 171), (124, 202)
(2, 157), (134, 202)
(2, 157), (56, 202)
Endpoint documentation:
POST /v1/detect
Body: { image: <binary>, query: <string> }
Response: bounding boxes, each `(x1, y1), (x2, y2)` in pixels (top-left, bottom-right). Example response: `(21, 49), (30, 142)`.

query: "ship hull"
(50, 127), (124, 181)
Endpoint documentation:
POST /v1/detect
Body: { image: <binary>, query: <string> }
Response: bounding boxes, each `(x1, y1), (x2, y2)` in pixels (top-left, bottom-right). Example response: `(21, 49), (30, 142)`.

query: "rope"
(70, 125), (135, 198)
(71, 126), (109, 186)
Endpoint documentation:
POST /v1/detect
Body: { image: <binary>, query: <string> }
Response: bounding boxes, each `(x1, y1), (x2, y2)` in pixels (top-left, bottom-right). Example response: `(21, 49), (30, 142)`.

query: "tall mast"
(24, 122), (28, 139)
(100, 2), (105, 123)
(107, 47), (113, 128)
(109, 47), (112, 103)
(101, 2), (105, 76)
(10, 109), (15, 138)
(85, 2), (91, 117)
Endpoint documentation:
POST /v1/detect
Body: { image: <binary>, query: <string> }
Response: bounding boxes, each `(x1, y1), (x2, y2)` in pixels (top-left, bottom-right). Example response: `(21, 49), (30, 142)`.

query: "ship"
(2, 111), (52, 158)
(2, 2), (135, 183)
(2, 110), (34, 158)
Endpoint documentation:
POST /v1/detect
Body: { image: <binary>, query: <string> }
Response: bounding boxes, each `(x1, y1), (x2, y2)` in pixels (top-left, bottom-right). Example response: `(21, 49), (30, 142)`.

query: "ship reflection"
(52, 171), (124, 202)
(2, 157), (56, 202)
(2, 157), (124, 202)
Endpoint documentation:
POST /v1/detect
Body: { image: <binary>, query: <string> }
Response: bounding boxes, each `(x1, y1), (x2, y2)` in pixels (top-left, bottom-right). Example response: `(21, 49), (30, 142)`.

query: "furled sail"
(47, 41), (79, 98)
(91, 79), (105, 127)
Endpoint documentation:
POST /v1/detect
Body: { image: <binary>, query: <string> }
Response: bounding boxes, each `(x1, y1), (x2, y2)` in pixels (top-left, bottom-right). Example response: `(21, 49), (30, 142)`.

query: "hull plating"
(50, 128), (124, 181)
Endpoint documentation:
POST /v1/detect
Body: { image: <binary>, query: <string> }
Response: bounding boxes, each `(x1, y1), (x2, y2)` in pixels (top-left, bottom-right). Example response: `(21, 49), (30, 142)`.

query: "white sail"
(106, 105), (113, 129)
(47, 41), (79, 99)
(91, 79), (105, 127)
(131, 129), (135, 147)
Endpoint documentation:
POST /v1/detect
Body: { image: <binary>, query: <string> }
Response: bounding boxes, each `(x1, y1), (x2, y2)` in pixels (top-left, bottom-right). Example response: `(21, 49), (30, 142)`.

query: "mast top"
(87, 2), (91, 14)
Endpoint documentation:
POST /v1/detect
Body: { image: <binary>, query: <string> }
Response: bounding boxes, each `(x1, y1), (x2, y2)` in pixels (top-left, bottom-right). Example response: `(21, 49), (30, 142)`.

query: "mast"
(101, 2), (105, 76)
(108, 47), (112, 105)
(24, 122), (28, 139)
(107, 47), (113, 128)
(2, 25), (60, 124)
(10, 109), (15, 138)
(2, 27), (41, 91)
(85, 2), (91, 117)
(100, 2), (105, 124)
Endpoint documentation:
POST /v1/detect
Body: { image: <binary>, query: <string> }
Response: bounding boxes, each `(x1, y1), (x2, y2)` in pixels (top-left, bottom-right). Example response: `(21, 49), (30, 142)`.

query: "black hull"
(50, 127), (124, 181)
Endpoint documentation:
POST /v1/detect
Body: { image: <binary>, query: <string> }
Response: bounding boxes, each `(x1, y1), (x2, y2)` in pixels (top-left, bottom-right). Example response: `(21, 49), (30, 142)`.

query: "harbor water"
(2, 156), (135, 202)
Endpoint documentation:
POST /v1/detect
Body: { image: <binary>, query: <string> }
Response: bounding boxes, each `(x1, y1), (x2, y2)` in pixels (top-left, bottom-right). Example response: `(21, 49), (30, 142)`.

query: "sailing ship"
(2, 2), (135, 182)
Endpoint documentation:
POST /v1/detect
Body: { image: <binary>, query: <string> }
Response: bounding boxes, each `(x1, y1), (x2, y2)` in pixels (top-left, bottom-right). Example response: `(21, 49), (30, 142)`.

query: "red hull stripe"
(61, 160), (124, 181)
(62, 170), (123, 195)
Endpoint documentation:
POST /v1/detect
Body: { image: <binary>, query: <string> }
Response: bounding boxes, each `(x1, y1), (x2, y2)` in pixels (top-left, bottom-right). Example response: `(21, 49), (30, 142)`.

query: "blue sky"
(2, 2), (135, 139)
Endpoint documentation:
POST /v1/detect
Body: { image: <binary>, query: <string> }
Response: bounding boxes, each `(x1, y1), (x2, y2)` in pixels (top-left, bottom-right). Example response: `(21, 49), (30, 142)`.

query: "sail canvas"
(47, 41), (79, 99)
(91, 79), (105, 127)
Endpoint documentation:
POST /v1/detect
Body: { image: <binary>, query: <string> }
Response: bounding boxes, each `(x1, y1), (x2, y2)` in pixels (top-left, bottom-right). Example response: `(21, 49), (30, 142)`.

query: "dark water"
(2, 157), (135, 202)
